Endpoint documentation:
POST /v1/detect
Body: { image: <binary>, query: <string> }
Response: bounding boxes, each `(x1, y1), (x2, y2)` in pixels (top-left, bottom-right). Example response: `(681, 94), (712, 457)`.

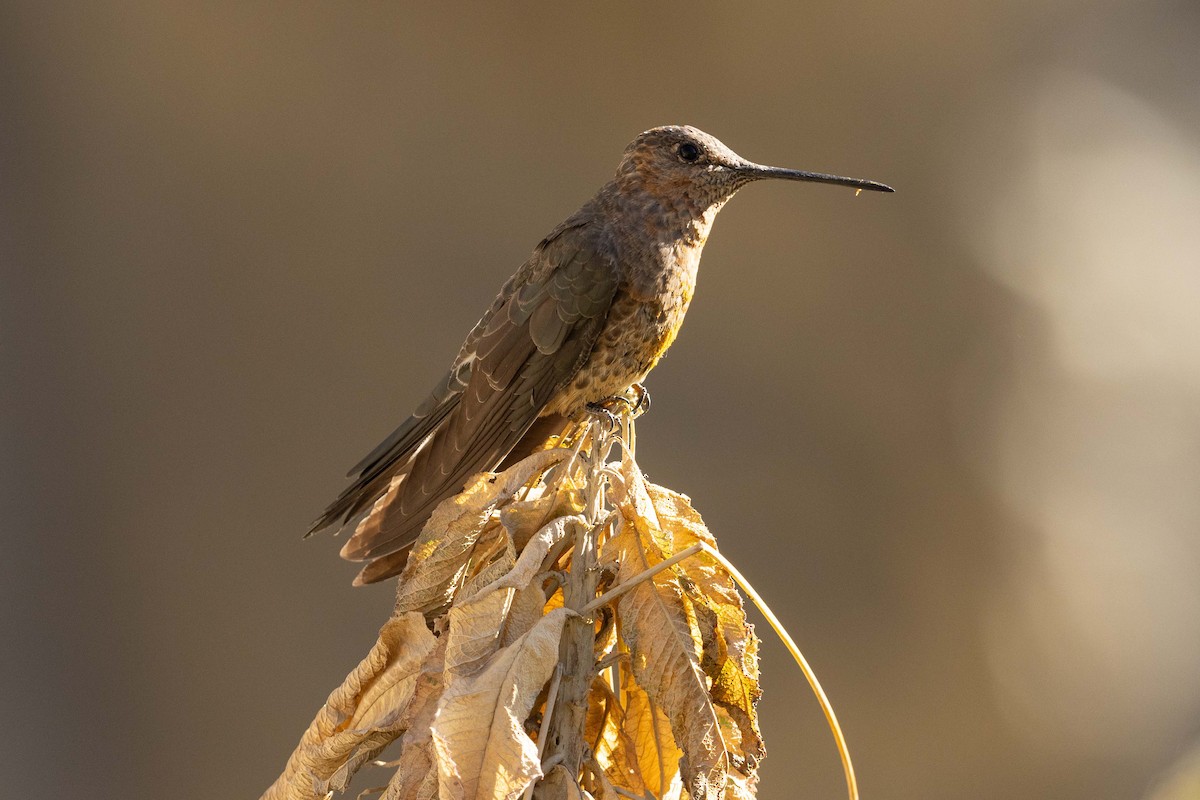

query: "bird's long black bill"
(747, 164), (894, 193)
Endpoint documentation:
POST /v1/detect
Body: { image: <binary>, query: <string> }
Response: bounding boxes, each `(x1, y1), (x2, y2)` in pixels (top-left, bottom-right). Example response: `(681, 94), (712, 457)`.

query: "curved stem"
(697, 542), (859, 800)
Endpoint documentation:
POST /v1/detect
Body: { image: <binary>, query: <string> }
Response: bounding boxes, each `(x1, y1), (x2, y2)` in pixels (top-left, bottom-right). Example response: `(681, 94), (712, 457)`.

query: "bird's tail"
(311, 411), (571, 585)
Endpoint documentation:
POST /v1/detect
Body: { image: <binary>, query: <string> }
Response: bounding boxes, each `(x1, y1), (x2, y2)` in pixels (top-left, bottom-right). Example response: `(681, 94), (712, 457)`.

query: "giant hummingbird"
(309, 125), (893, 584)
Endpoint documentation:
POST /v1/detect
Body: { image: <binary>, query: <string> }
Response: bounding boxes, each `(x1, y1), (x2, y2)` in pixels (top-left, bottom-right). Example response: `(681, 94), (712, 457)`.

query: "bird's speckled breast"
(547, 238), (703, 417)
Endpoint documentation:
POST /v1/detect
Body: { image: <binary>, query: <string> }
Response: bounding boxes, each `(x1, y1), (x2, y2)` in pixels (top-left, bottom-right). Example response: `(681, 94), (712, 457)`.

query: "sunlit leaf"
(390, 449), (568, 616)
(644, 479), (764, 772)
(605, 517), (728, 800)
(262, 612), (438, 800)
(432, 608), (570, 800)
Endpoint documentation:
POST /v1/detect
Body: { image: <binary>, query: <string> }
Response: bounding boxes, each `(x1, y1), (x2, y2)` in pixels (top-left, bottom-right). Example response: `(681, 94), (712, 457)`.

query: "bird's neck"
(600, 177), (728, 254)
(590, 180), (727, 303)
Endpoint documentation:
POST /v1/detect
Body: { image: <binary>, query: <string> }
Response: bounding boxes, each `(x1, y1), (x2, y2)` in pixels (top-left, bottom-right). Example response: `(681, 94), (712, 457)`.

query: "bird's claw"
(630, 383), (651, 416)
(586, 385), (652, 430)
(586, 401), (621, 432)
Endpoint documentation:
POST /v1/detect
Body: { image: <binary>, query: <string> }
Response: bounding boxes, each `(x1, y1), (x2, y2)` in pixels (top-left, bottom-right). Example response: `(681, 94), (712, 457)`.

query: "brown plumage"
(310, 125), (892, 584)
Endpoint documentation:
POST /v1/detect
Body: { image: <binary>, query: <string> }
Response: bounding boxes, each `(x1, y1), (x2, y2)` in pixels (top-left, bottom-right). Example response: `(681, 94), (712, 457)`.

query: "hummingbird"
(310, 125), (892, 584)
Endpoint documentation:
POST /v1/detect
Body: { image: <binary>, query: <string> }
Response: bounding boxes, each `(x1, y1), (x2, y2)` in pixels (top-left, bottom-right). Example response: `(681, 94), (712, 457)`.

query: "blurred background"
(3, 2), (1199, 798)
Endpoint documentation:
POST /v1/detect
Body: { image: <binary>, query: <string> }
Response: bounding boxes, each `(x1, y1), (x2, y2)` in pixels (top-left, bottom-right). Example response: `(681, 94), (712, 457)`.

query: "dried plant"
(263, 411), (854, 800)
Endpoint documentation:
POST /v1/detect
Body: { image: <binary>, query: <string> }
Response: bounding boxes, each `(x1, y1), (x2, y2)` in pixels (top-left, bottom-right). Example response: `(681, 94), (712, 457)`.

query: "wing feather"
(323, 225), (619, 580)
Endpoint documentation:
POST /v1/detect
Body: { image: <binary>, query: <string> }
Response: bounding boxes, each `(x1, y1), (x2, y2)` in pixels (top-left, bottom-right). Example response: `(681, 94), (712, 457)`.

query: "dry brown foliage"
(263, 414), (764, 800)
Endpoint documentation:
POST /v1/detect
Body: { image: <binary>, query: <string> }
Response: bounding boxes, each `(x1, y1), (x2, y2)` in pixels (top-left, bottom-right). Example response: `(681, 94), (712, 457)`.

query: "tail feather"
(343, 412), (571, 584)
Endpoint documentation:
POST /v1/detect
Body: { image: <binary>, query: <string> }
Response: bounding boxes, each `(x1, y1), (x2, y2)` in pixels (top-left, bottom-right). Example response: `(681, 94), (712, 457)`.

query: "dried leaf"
(606, 456), (765, 781)
(606, 519), (727, 800)
(465, 514), (585, 603)
(500, 483), (585, 550)
(585, 675), (647, 796)
(392, 449), (568, 617)
(588, 767), (623, 800)
(620, 660), (683, 799)
(501, 583), (551, 647)
(382, 743), (439, 800)
(446, 514), (584, 679)
(262, 612), (438, 800)
(380, 644), (446, 800)
(644, 480), (764, 771)
(459, 527), (518, 598)
(604, 453), (767, 800)
(379, 705), (437, 798)
(723, 768), (757, 800)
(433, 608), (570, 800)
(445, 586), (515, 680)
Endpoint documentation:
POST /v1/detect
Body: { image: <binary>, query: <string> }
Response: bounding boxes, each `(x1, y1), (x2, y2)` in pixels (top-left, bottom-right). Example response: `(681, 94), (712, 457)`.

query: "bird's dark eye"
(677, 142), (701, 163)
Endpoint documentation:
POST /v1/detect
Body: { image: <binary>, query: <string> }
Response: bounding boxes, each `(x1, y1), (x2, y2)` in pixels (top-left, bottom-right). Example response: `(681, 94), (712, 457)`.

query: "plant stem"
(537, 422), (607, 794)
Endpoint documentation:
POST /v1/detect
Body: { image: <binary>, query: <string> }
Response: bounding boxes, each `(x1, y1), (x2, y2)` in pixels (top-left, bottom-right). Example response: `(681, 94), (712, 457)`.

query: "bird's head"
(614, 125), (892, 215)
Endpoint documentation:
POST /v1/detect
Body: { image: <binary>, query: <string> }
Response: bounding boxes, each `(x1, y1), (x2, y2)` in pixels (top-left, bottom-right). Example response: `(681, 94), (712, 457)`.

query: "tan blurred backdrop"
(3, 3), (1199, 798)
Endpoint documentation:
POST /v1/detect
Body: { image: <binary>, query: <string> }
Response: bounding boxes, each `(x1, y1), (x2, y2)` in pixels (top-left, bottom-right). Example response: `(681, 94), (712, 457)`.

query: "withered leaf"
(584, 675), (646, 797)
(466, 514), (585, 604)
(605, 452), (766, 799)
(459, 527), (518, 600)
(500, 583), (549, 647)
(643, 480), (764, 771)
(262, 612), (437, 800)
(432, 608), (570, 800)
(500, 483), (585, 551)
(392, 449), (568, 616)
(618, 637), (684, 799)
(447, 514), (584, 679)
(383, 744), (440, 800)
(606, 518), (727, 800)
(382, 665), (445, 800)
(445, 586), (515, 680)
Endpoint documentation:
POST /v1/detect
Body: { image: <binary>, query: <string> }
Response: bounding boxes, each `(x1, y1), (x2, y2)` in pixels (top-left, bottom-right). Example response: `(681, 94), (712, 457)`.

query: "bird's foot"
(587, 385), (651, 430)
(630, 383), (651, 416)
(585, 401), (621, 432)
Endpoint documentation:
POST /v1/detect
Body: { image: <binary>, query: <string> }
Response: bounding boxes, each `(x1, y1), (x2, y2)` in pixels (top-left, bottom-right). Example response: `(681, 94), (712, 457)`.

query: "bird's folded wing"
(321, 229), (617, 581)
